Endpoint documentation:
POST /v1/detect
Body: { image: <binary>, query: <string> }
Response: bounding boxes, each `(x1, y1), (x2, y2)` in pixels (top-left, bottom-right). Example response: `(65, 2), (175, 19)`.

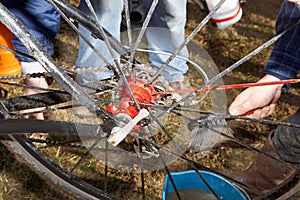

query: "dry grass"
(0, 142), (73, 200)
(1, 0), (300, 199)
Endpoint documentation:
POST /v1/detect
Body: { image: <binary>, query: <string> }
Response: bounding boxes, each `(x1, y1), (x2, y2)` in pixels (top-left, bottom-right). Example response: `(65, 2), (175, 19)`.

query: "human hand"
(288, 0), (299, 3)
(288, 0), (300, 9)
(22, 77), (48, 120)
(22, 77), (49, 141)
(229, 74), (283, 118)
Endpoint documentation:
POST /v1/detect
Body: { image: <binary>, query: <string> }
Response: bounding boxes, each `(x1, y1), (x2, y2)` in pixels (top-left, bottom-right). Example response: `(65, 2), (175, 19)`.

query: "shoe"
(169, 81), (196, 105)
(169, 81), (189, 91)
(72, 103), (93, 118)
(169, 81), (183, 90)
(72, 87), (96, 118)
(169, 81), (190, 98)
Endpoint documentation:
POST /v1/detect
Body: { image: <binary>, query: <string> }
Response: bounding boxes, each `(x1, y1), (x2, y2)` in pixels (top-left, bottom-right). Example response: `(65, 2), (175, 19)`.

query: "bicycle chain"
(0, 66), (111, 81)
(28, 137), (134, 154)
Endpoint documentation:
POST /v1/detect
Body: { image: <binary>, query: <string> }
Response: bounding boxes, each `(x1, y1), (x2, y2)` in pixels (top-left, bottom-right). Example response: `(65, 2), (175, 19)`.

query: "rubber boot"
(222, 132), (297, 199)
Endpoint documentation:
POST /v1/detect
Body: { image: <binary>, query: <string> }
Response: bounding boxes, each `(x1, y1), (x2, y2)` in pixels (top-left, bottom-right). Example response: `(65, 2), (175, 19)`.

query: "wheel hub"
(106, 78), (157, 131)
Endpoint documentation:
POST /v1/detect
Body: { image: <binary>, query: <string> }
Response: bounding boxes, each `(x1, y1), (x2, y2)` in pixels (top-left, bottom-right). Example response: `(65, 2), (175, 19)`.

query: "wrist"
(259, 74), (285, 90)
(259, 74), (281, 82)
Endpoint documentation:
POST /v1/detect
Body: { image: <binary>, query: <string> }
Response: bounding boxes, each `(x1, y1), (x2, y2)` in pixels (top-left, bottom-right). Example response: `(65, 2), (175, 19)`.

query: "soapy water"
(166, 188), (219, 200)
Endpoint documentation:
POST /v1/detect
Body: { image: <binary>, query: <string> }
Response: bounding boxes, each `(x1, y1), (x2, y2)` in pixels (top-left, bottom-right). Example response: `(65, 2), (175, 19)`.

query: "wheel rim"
(0, 0), (299, 199)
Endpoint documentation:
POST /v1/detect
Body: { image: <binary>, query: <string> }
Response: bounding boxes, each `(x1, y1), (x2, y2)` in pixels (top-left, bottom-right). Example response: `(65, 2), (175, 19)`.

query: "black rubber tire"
(2, 134), (119, 200)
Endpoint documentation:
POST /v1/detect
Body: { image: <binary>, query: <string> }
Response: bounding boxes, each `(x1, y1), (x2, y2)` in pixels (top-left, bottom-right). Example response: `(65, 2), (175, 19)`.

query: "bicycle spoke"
(194, 169), (221, 200)
(162, 20), (300, 115)
(128, 0), (158, 63)
(70, 136), (104, 173)
(1, 0), (300, 199)
(84, 0), (121, 70)
(123, 0), (133, 46)
(148, 0), (226, 84)
(47, 0), (115, 70)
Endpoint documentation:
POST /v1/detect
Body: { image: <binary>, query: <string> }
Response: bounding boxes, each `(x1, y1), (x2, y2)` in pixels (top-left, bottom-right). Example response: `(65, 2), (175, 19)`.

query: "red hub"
(106, 78), (157, 130)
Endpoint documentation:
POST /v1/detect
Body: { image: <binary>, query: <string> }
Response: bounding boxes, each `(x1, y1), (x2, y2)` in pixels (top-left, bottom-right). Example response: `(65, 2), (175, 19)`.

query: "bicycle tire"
(2, 134), (118, 200)
(0, 0), (299, 200)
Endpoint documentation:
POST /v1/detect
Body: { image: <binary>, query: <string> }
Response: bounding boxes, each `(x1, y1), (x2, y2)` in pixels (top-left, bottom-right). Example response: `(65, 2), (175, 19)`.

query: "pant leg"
(272, 107), (300, 169)
(76, 0), (123, 84)
(2, 0), (60, 62)
(144, 0), (188, 83)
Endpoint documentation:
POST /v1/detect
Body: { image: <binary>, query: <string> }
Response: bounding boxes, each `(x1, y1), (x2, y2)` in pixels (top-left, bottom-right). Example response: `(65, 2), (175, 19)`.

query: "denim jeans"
(144, 0), (188, 83)
(76, 0), (188, 84)
(3, 0), (60, 62)
(76, 0), (123, 84)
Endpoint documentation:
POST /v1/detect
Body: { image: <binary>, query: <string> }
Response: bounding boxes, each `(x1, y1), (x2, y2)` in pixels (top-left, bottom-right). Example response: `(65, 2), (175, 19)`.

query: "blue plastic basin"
(162, 170), (248, 200)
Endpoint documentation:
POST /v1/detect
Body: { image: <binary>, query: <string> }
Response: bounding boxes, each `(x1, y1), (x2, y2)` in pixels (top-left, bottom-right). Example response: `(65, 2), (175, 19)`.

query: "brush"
(163, 79), (300, 154)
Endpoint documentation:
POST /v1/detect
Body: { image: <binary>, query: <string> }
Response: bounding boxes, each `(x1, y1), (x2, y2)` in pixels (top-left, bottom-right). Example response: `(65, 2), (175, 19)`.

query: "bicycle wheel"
(0, 0), (299, 199)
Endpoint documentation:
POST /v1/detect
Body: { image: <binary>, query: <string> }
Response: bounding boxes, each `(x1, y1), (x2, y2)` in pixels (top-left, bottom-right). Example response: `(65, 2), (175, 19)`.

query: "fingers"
(228, 88), (260, 116)
(29, 112), (45, 120)
(23, 77), (48, 96)
(245, 104), (276, 119)
(22, 77), (49, 120)
(21, 108), (45, 120)
(229, 74), (282, 119)
(229, 89), (278, 118)
(288, 0), (299, 3)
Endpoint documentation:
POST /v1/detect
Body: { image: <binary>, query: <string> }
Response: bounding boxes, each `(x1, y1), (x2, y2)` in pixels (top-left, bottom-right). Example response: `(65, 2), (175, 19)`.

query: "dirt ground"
(1, 0), (300, 199)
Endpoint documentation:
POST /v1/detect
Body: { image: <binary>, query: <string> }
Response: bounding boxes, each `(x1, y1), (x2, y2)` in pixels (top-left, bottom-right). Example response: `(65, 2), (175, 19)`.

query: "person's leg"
(4, 0), (60, 116)
(3, 0), (60, 140)
(76, 0), (123, 85)
(272, 108), (300, 168)
(221, 109), (300, 198)
(144, 0), (188, 84)
(3, 0), (60, 64)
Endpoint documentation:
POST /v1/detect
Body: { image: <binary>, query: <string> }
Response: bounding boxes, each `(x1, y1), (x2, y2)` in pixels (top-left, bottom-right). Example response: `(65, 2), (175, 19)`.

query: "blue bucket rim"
(162, 170), (249, 200)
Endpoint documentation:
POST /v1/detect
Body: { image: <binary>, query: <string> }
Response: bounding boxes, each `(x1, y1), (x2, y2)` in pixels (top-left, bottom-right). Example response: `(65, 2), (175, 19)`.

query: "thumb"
(229, 102), (246, 116)
(228, 93), (256, 116)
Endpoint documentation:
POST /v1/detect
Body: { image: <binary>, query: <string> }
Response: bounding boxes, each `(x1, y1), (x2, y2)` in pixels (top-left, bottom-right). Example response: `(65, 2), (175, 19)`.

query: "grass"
(0, 142), (73, 200)
(1, 0), (300, 199)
